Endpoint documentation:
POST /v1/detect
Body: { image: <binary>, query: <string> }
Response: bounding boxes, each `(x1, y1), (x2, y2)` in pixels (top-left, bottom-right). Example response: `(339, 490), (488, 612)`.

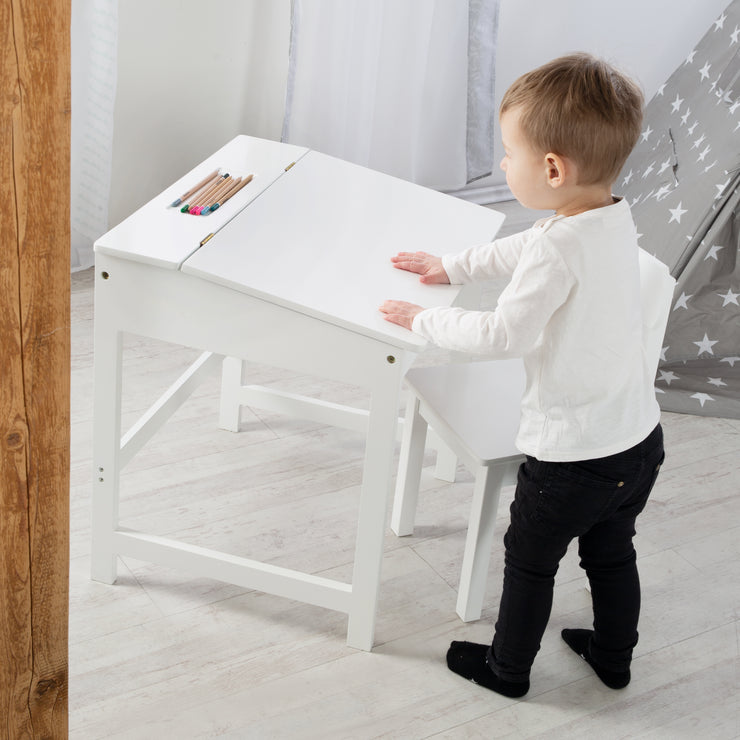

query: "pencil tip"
(170, 198), (182, 207)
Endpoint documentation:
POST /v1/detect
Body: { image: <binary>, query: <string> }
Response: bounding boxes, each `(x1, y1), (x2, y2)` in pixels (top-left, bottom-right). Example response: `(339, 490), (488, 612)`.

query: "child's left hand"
(379, 300), (424, 331)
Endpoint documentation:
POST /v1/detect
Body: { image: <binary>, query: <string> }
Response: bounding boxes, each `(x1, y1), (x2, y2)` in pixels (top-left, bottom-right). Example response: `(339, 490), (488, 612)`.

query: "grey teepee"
(618, 0), (740, 418)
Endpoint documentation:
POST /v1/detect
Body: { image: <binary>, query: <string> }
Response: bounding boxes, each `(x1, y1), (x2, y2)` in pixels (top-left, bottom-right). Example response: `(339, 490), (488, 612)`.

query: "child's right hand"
(390, 251), (450, 284)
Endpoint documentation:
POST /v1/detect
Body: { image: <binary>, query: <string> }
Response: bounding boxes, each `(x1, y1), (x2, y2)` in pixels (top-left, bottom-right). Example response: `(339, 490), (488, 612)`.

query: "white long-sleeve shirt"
(411, 197), (661, 462)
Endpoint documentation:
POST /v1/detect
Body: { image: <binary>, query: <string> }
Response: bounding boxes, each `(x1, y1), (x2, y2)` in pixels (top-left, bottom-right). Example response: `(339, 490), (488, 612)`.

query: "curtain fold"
(71, 0), (118, 271)
(282, 0), (500, 191)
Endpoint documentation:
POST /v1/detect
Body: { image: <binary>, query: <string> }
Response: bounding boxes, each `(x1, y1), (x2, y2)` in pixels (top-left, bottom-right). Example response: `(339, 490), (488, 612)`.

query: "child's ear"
(544, 153), (568, 188)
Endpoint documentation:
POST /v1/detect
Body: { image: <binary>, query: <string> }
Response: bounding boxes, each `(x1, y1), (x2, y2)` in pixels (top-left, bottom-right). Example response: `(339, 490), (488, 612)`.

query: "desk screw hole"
(101, 271), (110, 280)
(387, 355), (396, 364)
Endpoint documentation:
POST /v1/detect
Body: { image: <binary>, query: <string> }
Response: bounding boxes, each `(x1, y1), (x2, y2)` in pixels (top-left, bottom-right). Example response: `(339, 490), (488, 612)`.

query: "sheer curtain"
(71, 0), (118, 271)
(282, 0), (500, 191)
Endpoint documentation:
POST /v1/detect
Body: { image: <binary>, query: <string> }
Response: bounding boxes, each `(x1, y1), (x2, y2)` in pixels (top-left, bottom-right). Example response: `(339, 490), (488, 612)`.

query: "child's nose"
(499, 157), (506, 171)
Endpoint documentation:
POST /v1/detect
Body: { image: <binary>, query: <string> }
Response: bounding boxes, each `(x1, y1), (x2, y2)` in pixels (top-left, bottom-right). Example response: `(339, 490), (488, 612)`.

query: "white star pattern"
(673, 292), (692, 310)
(654, 184), (672, 201)
(680, 108), (691, 125)
(641, 125), (653, 142)
(658, 158), (673, 174)
(693, 333), (718, 355)
(671, 94), (684, 112)
(668, 202), (688, 223)
(707, 377), (727, 387)
(656, 83), (666, 96)
(622, 169), (633, 186)
(720, 357), (740, 367)
(715, 176), (731, 199)
(693, 133), (707, 149)
(642, 162), (655, 178)
(691, 393), (714, 407)
(660, 346), (669, 362)
(713, 12), (726, 31)
(699, 62), (712, 80)
(658, 370), (679, 385)
(731, 26), (740, 44)
(687, 121), (699, 135)
(704, 244), (724, 261)
(697, 145), (711, 162)
(717, 288), (740, 306)
(686, 49), (697, 64)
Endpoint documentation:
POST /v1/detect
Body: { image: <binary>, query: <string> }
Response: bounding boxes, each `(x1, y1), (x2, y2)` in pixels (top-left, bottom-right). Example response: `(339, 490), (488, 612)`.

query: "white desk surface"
(182, 148), (505, 350)
(94, 136), (308, 269)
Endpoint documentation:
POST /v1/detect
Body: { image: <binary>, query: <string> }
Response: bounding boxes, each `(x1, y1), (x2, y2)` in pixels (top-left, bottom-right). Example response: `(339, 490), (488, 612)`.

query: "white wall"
(109, 0), (730, 223)
(109, 0), (290, 226)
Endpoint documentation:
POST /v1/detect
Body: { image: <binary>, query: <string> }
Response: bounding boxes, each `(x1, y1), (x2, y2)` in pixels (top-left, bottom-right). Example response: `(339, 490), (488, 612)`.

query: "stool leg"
(433, 443), (458, 482)
(218, 356), (243, 432)
(391, 393), (428, 536)
(456, 463), (507, 622)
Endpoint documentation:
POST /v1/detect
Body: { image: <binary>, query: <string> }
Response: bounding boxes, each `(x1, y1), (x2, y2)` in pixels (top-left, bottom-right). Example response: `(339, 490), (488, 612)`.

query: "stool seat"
(405, 359), (524, 466)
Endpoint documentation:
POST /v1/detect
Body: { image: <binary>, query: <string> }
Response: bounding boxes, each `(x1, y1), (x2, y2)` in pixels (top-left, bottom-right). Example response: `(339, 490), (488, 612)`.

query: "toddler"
(380, 53), (665, 698)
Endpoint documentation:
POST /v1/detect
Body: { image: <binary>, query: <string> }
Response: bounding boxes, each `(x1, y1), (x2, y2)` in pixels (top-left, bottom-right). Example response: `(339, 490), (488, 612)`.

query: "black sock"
(561, 629), (631, 689)
(446, 641), (529, 698)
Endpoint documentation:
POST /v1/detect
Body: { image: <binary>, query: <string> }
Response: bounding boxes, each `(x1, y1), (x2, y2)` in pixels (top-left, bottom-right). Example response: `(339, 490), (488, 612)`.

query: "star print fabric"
(619, 0), (740, 418)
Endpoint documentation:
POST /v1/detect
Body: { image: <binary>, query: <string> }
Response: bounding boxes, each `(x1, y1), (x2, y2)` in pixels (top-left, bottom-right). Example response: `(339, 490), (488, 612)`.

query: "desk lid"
(181, 150), (505, 350)
(94, 136), (309, 269)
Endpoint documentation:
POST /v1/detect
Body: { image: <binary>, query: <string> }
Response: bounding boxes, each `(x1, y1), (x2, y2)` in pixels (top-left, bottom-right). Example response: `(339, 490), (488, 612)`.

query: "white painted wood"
(120, 351), (221, 469)
(112, 528), (352, 613)
(217, 355), (242, 432)
(95, 135), (309, 269)
(182, 148), (505, 350)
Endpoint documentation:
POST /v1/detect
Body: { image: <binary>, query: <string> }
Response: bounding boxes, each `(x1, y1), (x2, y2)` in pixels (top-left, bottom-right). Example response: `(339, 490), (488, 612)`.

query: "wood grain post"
(1, 0), (71, 736)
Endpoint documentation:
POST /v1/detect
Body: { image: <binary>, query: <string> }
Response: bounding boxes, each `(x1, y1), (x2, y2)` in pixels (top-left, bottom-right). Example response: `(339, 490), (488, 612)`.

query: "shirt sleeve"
(441, 229), (531, 284)
(412, 232), (575, 356)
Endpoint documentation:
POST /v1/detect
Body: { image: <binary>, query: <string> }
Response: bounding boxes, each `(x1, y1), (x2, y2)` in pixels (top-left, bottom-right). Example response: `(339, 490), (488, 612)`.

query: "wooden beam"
(1, 0), (71, 736)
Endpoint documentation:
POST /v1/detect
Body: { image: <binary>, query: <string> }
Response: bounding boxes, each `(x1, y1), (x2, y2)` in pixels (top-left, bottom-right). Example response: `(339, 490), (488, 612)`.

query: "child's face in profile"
(499, 108), (554, 211)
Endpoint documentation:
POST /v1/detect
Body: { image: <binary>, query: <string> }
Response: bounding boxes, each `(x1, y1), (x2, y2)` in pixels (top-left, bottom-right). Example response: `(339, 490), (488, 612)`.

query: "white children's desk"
(91, 135), (504, 650)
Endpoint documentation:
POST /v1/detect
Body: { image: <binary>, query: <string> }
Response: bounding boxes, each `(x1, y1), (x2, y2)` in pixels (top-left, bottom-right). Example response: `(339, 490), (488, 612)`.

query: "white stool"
(391, 358), (526, 622)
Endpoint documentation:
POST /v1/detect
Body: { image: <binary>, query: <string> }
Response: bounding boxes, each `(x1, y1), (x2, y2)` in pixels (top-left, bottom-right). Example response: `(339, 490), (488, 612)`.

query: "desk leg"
(346, 359), (405, 651)
(91, 327), (123, 583)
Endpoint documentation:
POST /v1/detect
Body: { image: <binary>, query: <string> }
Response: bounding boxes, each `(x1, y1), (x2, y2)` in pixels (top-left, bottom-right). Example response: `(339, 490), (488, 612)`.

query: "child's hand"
(390, 251), (449, 284)
(379, 300), (424, 331)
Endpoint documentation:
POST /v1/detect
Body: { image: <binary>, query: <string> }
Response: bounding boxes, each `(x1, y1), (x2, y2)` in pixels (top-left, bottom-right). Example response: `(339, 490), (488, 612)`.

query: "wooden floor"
(69, 201), (740, 738)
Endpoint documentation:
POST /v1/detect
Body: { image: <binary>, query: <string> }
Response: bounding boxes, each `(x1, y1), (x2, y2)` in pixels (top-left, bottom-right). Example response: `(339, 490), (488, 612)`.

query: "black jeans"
(488, 424), (665, 682)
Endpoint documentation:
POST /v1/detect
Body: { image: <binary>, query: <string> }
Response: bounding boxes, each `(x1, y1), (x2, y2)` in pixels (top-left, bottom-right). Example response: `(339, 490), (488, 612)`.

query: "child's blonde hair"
(500, 53), (644, 185)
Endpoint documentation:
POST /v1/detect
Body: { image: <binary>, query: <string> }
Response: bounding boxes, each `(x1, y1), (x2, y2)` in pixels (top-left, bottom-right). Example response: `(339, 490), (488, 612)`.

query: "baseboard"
(444, 183), (513, 205)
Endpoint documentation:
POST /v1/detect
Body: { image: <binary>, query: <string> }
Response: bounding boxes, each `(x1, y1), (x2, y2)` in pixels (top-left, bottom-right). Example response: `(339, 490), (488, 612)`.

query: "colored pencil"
(208, 174), (253, 212)
(200, 176), (243, 214)
(196, 176), (239, 214)
(186, 175), (231, 213)
(170, 169), (219, 207)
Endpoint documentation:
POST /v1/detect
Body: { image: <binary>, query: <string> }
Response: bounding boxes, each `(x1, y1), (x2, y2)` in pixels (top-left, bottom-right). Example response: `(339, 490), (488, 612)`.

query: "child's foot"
(561, 629), (631, 689)
(446, 641), (529, 698)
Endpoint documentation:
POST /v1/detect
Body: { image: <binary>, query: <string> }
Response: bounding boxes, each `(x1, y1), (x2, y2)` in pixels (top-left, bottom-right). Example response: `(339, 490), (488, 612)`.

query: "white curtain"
(71, 0), (118, 271)
(282, 0), (500, 191)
